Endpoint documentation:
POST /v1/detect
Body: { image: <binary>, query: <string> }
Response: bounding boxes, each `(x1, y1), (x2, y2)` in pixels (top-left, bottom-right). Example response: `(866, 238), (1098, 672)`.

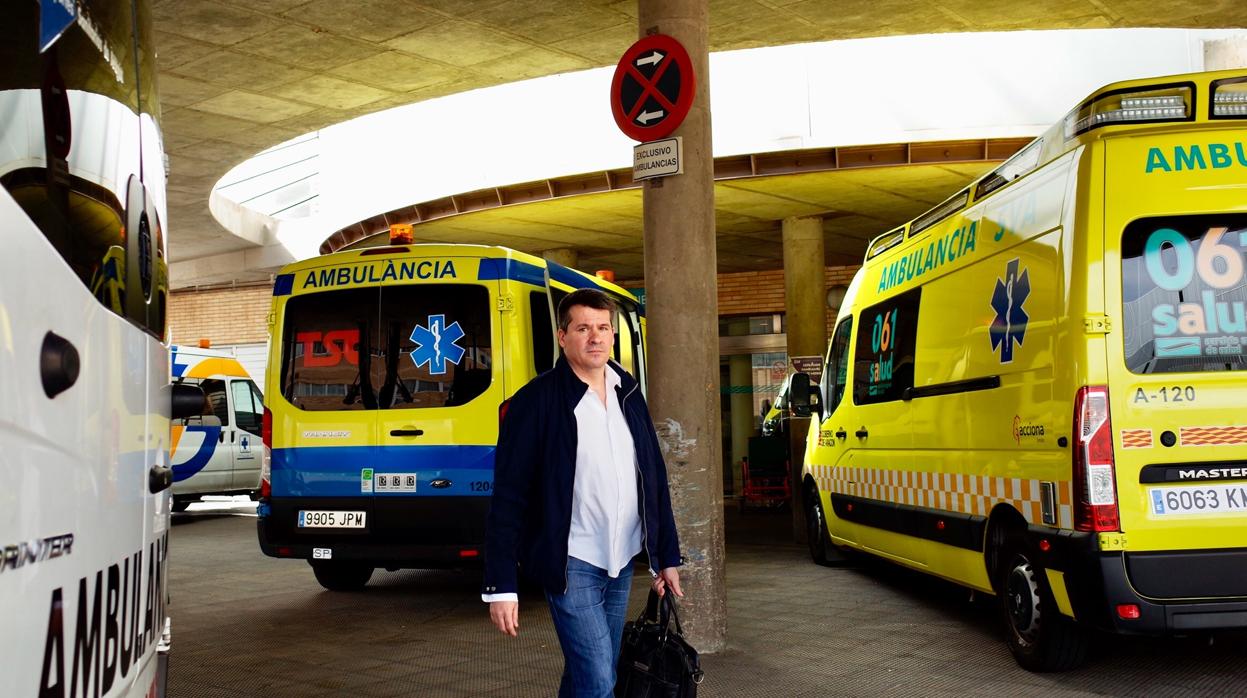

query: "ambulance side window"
(530, 291), (555, 373)
(200, 379), (230, 426)
(231, 380), (263, 436)
(853, 288), (920, 405)
(823, 318), (853, 414)
(613, 298), (640, 376)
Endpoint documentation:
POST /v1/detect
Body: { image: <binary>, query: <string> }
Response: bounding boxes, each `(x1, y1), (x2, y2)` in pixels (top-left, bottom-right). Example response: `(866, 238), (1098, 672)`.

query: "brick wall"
(169, 284), (272, 346)
(715, 264), (860, 337)
(169, 265), (863, 348)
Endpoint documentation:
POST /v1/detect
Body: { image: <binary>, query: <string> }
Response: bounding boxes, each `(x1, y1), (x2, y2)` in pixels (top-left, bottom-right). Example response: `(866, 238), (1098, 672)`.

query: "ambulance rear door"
(1103, 132), (1247, 602)
(374, 258), (503, 545)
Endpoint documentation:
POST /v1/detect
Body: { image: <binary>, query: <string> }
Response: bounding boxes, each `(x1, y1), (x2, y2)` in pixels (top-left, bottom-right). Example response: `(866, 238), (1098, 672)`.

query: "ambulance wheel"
(171, 497), (192, 513)
(311, 561), (373, 592)
(805, 490), (839, 566)
(998, 537), (1088, 671)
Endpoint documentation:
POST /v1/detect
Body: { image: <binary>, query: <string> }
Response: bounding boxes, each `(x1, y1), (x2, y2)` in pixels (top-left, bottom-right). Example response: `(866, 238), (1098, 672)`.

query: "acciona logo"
(1013, 416), (1045, 443)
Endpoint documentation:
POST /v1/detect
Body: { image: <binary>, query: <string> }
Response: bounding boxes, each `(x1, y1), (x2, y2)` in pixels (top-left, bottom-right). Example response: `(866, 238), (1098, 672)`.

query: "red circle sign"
(610, 34), (696, 142)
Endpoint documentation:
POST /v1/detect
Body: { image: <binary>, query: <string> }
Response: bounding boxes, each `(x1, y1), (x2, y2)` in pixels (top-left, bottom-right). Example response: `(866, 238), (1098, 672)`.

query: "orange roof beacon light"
(595, 269), (615, 283)
(198, 338), (211, 348)
(389, 223), (414, 245)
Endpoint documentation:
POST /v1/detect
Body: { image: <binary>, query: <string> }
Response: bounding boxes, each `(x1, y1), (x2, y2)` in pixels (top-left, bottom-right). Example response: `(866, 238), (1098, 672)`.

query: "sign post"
(611, 34), (697, 182)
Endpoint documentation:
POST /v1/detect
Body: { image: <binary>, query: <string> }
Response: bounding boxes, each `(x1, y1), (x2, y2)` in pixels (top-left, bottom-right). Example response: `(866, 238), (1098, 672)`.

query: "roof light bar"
(1064, 85), (1192, 139)
(1212, 78), (1247, 118)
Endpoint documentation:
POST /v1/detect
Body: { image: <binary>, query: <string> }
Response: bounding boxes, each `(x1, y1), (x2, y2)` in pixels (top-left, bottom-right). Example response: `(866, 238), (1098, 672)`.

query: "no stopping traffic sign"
(610, 34), (696, 142)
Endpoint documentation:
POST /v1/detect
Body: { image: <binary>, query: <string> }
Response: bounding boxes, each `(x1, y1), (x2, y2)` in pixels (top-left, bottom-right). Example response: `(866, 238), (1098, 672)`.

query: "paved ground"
(169, 498), (1246, 697)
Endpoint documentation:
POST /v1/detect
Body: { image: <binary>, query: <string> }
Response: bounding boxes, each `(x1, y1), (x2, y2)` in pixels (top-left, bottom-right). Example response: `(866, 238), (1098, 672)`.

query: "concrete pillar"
(781, 215), (826, 541)
(728, 354), (755, 496)
(542, 248), (579, 269)
(637, 0), (726, 652)
(1205, 38), (1247, 70)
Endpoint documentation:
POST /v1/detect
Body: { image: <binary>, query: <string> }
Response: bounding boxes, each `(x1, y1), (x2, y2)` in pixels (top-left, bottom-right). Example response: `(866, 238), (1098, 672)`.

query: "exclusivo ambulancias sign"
(633, 137), (682, 181)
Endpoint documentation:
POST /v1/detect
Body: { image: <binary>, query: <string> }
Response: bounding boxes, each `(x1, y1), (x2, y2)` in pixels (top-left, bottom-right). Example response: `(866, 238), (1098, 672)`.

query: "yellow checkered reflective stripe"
(813, 465), (1073, 529)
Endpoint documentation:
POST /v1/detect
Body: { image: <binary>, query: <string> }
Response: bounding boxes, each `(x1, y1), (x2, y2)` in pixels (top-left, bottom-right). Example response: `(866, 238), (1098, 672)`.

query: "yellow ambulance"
(794, 69), (1247, 671)
(256, 237), (646, 591)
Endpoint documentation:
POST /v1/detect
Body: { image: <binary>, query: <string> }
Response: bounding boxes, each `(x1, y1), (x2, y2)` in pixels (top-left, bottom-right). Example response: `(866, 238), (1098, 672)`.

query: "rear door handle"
(855, 427), (869, 439)
(835, 429), (847, 440)
(390, 429), (424, 437)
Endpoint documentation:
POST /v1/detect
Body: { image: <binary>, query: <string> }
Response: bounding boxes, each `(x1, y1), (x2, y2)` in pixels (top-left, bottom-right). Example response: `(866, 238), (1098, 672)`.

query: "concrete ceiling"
(155, 0), (1246, 277)
(350, 162), (998, 281)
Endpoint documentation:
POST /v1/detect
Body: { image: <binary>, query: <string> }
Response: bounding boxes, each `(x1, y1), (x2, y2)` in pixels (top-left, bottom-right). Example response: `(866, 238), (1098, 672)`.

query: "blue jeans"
(546, 557), (633, 698)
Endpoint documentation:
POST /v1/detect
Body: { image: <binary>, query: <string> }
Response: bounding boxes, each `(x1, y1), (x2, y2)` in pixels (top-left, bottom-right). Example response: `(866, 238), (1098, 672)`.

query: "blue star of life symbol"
(990, 258), (1030, 364)
(410, 314), (466, 375)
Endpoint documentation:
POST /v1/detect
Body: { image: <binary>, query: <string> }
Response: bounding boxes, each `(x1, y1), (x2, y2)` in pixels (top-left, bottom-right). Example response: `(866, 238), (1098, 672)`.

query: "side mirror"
(789, 372), (815, 418)
(170, 383), (206, 420)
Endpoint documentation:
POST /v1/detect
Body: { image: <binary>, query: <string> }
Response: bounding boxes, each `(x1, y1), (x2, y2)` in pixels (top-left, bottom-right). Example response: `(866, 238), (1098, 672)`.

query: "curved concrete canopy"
(151, 0), (1246, 284)
(175, 28), (1245, 285)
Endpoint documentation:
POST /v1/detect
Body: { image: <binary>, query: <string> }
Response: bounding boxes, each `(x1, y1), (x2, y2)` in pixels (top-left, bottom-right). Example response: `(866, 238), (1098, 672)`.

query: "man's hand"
(652, 567), (683, 598)
(489, 600), (520, 636)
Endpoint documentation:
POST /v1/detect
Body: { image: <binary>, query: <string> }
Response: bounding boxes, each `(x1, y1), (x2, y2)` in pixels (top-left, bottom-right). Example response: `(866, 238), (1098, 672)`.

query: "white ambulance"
(170, 346), (266, 511)
(1, 2), (204, 696)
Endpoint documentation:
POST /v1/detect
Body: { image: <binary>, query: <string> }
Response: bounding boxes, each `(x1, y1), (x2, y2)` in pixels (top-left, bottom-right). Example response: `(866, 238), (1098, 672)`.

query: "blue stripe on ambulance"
(270, 445), (495, 497)
(475, 258), (545, 287)
(546, 261), (600, 289)
(171, 426), (223, 482)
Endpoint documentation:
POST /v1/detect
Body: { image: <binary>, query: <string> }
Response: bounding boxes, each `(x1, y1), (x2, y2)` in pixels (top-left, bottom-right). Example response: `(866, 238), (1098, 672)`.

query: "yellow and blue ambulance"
(256, 235), (646, 591)
(796, 69), (1247, 671)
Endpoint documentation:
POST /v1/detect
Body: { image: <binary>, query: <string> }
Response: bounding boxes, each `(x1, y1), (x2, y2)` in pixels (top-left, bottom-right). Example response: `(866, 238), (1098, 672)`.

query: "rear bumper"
(1028, 527), (1247, 634)
(257, 495), (490, 567)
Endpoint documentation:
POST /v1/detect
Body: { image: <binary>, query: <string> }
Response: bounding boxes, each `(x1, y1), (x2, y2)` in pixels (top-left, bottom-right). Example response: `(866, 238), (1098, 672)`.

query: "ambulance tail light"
(1072, 386), (1120, 532)
(1064, 84), (1191, 139)
(260, 407), (273, 500)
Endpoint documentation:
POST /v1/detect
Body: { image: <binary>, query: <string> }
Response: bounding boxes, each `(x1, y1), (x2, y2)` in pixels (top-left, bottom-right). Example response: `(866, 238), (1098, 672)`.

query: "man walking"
(483, 288), (683, 698)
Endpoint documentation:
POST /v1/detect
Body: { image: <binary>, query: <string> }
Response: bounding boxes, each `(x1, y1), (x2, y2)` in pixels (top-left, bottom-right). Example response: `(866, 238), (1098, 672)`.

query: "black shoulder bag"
(615, 589), (705, 697)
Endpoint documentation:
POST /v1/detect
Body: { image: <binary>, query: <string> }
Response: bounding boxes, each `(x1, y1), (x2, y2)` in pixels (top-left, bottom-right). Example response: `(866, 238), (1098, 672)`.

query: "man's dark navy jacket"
(482, 356), (682, 596)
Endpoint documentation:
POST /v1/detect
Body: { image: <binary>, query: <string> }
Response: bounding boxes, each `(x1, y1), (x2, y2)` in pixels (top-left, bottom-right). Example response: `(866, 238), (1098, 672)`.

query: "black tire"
(310, 561), (374, 592)
(171, 497), (192, 513)
(806, 489), (841, 566)
(997, 535), (1089, 671)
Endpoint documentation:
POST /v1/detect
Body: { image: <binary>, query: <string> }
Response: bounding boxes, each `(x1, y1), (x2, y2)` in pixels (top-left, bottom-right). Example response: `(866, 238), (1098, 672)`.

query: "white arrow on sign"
(635, 109), (665, 124)
(635, 51), (665, 67)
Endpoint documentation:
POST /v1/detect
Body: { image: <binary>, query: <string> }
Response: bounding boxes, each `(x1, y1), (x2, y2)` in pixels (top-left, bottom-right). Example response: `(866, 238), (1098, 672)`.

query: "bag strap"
(638, 589), (686, 638)
(657, 589), (685, 637)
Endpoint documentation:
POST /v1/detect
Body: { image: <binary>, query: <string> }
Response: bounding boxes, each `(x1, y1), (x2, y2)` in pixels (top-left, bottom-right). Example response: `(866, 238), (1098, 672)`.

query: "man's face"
(558, 305), (614, 376)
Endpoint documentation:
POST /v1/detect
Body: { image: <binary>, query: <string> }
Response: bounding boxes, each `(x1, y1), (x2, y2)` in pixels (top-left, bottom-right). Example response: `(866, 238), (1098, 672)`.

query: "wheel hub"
(1006, 561), (1042, 642)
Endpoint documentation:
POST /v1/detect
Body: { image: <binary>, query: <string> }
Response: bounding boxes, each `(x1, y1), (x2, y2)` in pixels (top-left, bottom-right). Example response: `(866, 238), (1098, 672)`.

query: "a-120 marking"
(1133, 385), (1196, 403)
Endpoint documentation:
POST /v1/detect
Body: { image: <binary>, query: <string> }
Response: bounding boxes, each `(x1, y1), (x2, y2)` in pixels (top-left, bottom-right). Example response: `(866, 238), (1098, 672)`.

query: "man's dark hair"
(557, 288), (617, 331)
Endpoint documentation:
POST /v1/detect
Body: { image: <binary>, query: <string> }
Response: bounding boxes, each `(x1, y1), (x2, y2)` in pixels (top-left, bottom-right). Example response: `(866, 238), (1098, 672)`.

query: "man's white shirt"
(483, 366), (642, 603)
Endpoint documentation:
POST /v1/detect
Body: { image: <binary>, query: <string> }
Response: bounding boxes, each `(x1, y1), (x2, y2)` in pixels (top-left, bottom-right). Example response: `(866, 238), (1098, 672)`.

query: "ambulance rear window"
(1121, 215), (1247, 374)
(279, 284), (493, 410)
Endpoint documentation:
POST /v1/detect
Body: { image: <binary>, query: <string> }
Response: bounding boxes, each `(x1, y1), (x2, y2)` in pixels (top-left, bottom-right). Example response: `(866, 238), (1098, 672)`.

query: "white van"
(170, 346), (266, 511)
(2, 2), (195, 695)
